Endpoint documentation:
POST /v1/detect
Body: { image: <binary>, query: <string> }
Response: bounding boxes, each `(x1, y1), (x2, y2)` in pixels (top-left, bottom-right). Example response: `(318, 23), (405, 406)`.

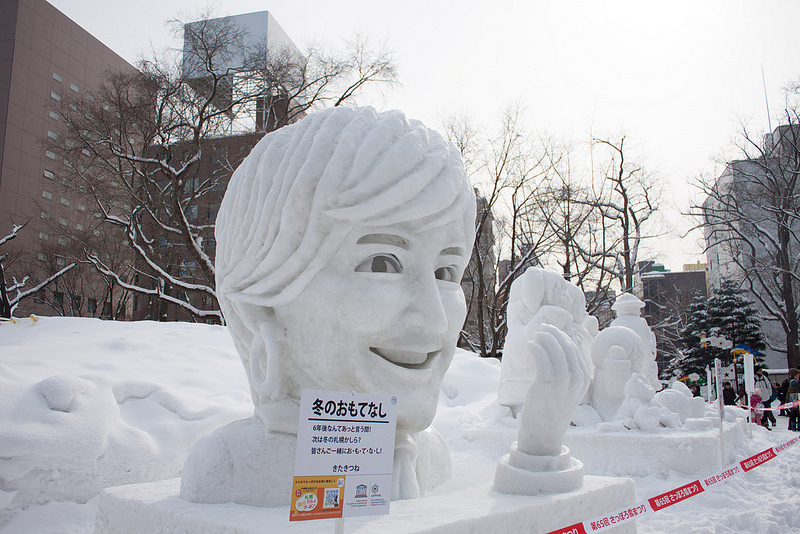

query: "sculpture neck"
(254, 399), (300, 435)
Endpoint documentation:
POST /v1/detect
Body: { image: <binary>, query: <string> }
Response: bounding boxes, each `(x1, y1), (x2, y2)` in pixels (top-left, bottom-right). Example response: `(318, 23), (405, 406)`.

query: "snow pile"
(1, 317), (799, 533)
(0, 317), (251, 519)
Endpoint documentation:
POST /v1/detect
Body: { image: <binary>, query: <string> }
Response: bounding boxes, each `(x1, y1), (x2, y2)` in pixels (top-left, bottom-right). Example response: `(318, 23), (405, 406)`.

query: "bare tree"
(535, 141), (618, 323)
(694, 99), (800, 369)
(1, 223), (76, 318)
(444, 105), (551, 358)
(589, 137), (659, 293)
(48, 13), (397, 322)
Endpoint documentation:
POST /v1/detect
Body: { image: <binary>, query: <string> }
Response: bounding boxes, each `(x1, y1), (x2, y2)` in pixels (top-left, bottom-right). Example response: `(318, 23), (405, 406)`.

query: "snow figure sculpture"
(494, 267), (592, 495)
(589, 293), (665, 424)
(180, 107), (477, 506)
(609, 293), (659, 389)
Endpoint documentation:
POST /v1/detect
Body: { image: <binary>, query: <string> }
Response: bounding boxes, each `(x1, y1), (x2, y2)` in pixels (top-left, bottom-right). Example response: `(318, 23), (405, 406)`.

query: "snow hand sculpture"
(494, 268), (592, 495)
(180, 107), (476, 507)
(498, 267), (596, 414)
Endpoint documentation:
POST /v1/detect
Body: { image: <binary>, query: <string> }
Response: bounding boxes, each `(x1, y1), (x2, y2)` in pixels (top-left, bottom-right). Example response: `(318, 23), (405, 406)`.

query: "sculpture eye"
(355, 254), (402, 274)
(435, 266), (459, 283)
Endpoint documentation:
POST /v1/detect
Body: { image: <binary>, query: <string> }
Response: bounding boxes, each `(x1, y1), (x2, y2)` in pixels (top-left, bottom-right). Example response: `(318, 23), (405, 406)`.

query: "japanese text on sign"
(291, 389), (397, 522)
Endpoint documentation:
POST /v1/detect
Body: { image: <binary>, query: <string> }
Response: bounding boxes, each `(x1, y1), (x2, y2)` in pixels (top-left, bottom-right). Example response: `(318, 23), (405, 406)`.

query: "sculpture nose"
(405, 274), (449, 335)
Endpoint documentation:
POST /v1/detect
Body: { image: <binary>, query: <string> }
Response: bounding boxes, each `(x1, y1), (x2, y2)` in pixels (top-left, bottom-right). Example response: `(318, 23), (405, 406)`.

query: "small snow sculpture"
(180, 107), (476, 506)
(588, 293), (661, 422)
(494, 268), (592, 495)
(609, 293), (659, 390)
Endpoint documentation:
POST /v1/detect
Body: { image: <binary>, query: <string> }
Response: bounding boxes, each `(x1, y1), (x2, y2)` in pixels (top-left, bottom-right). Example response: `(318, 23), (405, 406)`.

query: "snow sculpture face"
(214, 107), (475, 435)
(274, 221), (468, 434)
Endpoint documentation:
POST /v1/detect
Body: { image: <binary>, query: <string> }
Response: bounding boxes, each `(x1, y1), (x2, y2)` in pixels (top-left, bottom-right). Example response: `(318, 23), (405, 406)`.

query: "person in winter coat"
(722, 381), (736, 406)
(787, 368), (799, 431)
(754, 367), (775, 429)
(778, 378), (790, 416)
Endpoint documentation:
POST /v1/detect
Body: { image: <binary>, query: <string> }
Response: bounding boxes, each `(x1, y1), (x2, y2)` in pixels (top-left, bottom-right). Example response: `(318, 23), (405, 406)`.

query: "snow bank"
(0, 317), (251, 516)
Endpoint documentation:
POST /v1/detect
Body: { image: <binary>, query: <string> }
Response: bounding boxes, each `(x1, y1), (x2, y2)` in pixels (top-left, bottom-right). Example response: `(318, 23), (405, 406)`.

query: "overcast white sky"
(48, 0), (800, 270)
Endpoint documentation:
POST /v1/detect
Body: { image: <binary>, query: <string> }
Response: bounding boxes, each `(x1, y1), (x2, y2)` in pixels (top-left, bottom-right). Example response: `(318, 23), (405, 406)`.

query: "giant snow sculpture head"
(215, 107), (476, 435)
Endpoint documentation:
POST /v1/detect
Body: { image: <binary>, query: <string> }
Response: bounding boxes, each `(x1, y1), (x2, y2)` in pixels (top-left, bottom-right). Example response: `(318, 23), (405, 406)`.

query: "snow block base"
(565, 419), (749, 477)
(95, 476), (636, 534)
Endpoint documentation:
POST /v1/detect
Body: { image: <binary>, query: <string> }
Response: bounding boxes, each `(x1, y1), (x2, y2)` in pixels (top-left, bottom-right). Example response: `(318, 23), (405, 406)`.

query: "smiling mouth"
(370, 347), (439, 370)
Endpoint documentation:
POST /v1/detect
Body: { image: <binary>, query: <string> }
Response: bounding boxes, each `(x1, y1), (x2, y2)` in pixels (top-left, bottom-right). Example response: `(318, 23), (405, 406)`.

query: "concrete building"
(634, 261), (708, 373)
(703, 125), (800, 370)
(1, 0), (136, 317)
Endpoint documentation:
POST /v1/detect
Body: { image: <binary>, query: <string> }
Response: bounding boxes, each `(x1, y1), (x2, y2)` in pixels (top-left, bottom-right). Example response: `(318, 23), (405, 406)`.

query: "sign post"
(290, 389), (397, 528)
(714, 358), (726, 468)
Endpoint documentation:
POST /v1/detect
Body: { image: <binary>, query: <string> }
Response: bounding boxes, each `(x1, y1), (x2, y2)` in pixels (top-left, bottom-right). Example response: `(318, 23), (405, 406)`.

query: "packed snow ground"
(1, 316), (798, 533)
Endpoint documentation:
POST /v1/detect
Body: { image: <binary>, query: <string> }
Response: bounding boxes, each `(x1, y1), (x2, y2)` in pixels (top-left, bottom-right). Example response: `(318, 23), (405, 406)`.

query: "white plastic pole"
(714, 358), (726, 468)
(335, 517), (345, 534)
(744, 352), (755, 437)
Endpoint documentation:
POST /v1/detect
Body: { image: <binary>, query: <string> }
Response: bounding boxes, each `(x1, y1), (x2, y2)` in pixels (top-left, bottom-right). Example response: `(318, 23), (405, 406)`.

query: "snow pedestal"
(94, 476), (636, 534)
(564, 419), (749, 477)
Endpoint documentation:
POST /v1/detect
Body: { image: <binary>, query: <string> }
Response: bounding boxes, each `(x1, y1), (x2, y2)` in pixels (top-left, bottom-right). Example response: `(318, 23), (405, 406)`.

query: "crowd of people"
(721, 366), (800, 431)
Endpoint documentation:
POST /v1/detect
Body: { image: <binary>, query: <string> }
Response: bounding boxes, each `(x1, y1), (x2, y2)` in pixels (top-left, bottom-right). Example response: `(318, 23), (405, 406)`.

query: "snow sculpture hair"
(215, 107), (475, 406)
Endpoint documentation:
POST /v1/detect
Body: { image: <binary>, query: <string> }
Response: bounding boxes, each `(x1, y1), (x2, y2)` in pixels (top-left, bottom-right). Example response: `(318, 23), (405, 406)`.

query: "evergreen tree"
(706, 278), (766, 364)
(665, 290), (719, 378)
(665, 279), (765, 379)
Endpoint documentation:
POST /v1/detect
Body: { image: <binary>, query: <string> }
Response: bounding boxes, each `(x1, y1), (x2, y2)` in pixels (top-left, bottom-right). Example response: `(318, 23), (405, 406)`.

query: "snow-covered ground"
(1, 316), (798, 533)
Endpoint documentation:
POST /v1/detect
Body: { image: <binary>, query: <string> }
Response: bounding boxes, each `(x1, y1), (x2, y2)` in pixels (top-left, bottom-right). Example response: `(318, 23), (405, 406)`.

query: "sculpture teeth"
(370, 347), (434, 368)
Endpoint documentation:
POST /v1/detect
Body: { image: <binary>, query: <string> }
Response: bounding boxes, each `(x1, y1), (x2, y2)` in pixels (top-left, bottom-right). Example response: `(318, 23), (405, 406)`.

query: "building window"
(37, 253), (47, 261)
(52, 72), (63, 82)
(39, 232), (48, 240)
(59, 217), (68, 226)
(70, 83), (79, 93)
(87, 298), (97, 314)
(50, 91), (61, 101)
(49, 110), (59, 120)
(71, 296), (82, 312)
(76, 223), (84, 231)
(34, 290), (45, 303)
(78, 204), (87, 211)
(60, 197), (70, 206)
(47, 130), (57, 140)
(53, 291), (63, 308)
(42, 190), (52, 200)
(86, 94), (94, 102)
(56, 257), (65, 266)
(58, 237), (68, 245)
(41, 211), (49, 219)
(43, 169), (54, 179)
(45, 150), (56, 160)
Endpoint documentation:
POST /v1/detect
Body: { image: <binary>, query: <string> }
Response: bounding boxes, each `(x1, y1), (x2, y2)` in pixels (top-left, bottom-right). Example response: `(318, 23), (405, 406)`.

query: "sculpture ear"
(223, 299), (279, 406)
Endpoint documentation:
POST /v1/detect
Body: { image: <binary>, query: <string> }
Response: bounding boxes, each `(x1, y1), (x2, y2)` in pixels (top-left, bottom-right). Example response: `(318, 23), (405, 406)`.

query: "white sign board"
(291, 389), (397, 521)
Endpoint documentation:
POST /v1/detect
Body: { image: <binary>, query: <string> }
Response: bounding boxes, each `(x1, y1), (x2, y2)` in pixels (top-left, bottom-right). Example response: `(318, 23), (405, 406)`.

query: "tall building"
(703, 125), (800, 370)
(1, 4), (304, 320)
(129, 12), (302, 322)
(0, 0), (137, 317)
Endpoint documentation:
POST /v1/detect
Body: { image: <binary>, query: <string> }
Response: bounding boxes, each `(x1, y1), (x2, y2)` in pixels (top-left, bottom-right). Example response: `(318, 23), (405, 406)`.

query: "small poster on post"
(290, 389), (397, 522)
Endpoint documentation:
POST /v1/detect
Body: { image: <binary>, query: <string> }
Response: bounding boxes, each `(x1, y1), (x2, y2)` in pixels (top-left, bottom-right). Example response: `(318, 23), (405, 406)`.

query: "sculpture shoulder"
(180, 416), (296, 507)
